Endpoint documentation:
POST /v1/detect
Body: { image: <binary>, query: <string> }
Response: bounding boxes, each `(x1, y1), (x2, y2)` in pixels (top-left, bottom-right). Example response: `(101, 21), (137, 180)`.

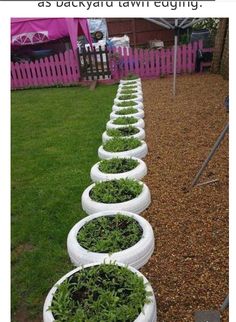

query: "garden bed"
(140, 74), (229, 322)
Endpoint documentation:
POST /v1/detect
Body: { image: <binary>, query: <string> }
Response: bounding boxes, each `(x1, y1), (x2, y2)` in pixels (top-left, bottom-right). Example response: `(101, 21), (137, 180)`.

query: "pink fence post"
(59, 52), (68, 84)
(187, 42), (192, 73)
(155, 49), (160, 77)
(144, 49), (150, 77)
(160, 48), (165, 75)
(128, 47), (134, 74)
(54, 54), (63, 85)
(29, 62), (38, 87)
(117, 47), (124, 79)
(48, 55), (57, 84)
(166, 48), (171, 75)
(134, 48), (139, 76)
(123, 46), (129, 76)
(14, 63), (23, 88)
(44, 57), (53, 85)
(11, 63), (18, 89)
(64, 50), (72, 84)
(149, 49), (155, 77)
(139, 49), (145, 78)
(182, 44), (187, 73)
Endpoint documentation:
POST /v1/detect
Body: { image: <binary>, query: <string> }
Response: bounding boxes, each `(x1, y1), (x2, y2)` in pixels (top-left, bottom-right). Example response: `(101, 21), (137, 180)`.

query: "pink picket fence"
(11, 50), (79, 89)
(11, 40), (212, 89)
(110, 40), (209, 80)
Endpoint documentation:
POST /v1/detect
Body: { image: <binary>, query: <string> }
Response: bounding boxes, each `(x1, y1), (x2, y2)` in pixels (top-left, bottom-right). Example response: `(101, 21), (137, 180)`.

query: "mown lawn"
(11, 84), (117, 321)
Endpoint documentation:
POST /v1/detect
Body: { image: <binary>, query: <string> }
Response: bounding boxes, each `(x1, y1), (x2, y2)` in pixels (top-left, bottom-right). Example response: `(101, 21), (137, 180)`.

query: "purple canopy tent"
(11, 18), (92, 54)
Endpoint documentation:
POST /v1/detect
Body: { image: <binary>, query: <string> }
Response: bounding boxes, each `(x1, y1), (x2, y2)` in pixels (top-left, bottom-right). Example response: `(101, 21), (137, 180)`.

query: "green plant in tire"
(90, 178), (143, 203)
(49, 263), (151, 322)
(118, 94), (137, 100)
(107, 126), (140, 137)
(77, 214), (143, 253)
(103, 137), (142, 152)
(115, 107), (138, 115)
(113, 116), (138, 125)
(120, 84), (139, 90)
(124, 74), (139, 80)
(99, 157), (139, 174)
(116, 100), (137, 107)
(120, 89), (139, 95)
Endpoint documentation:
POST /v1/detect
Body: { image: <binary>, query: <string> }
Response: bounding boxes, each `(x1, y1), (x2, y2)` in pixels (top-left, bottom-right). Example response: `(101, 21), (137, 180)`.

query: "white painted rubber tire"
(106, 118), (145, 130)
(114, 94), (143, 104)
(112, 101), (144, 111)
(98, 141), (148, 159)
(90, 157), (147, 182)
(110, 108), (144, 120)
(117, 88), (143, 96)
(120, 78), (141, 84)
(118, 83), (142, 90)
(81, 180), (151, 215)
(67, 211), (154, 268)
(43, 262), (156, 322)
(102, 127), (145, 143)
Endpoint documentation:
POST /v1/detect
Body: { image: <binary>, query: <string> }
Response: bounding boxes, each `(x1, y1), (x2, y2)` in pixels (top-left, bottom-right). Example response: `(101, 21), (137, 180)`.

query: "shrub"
(103, 137), (142, 152)
(119, 89), (138, 95)
(90, 178), (143, 203)
(50, 263), (151, 322)
(113, 116), (138, 125)
(123, 74), (139, 80)
(77, 214), (143, 253)
(107, 126), (140, 137)
(120, 85), (139, 90)
(99, 157), (139, 174)
(118, 94), (137, 100)
(116, 100), (137, 107)
(115, 107), (138, 115)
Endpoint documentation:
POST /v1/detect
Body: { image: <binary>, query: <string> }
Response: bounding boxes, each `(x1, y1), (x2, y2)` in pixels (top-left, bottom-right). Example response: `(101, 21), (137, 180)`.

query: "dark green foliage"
(50, 263), (151, 322)
(118, 94), (137, 100)
(120, 85), (139, 90)
(107, 126), (140, 138)
(77, 214), (143, 252)
(115, 107), (138, 115)
(103, 137), (142, 152)
(123, 74), (139, 80)
(116, 100), (137, 107)
(113, 116), (138, 125)
(90, 179), (143, 203)
(99, 158), (139, 174)
(120, 89), (139, 95)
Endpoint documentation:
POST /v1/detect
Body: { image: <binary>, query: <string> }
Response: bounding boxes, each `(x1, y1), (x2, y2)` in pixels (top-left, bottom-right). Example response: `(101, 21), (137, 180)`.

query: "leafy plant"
(106, 126), (140, 137)
(121, 80), (138, 85)
(77, 214), (143, 252)
(90, 178), (143, 203)
(118, 94), (137, 100)
(119, 89), (139, 95)
(99, 157), (139, 174)
(123, 74), (139, 80)
(115, 107), (138, 115)
(116, 100), (137, 107)
(113, 116), (138, 125)
(103, 137), (142, 152)
(50, 263), (151, 322)
(120, 85), (139, 90)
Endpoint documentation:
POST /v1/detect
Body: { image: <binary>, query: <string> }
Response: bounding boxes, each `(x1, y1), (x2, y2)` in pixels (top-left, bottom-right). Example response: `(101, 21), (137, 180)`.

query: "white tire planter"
(120, 78), (141, 84)
(117, 88), (143, 96)
(114, 94), (143, 104)
(118, 83), (142, 90)
(112, 101), (144, 111)
(81, 180), (151, 215)
(106, 118), (145, 130)
(43, 262), (157, 322)
(110, 108), (144, 120)
(102, 127), (145, 143)
(67, 211), (154, 268)
(90, 157), (147, 182)
(98, 140), (148, 159)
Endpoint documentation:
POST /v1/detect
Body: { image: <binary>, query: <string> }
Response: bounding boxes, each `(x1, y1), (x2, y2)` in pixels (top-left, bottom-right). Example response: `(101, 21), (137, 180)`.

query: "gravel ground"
(140, 74), (229, 322)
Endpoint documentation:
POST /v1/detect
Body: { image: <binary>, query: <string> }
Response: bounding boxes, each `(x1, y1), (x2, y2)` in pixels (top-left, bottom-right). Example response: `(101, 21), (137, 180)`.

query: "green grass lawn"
(11, 84), (117, 321)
